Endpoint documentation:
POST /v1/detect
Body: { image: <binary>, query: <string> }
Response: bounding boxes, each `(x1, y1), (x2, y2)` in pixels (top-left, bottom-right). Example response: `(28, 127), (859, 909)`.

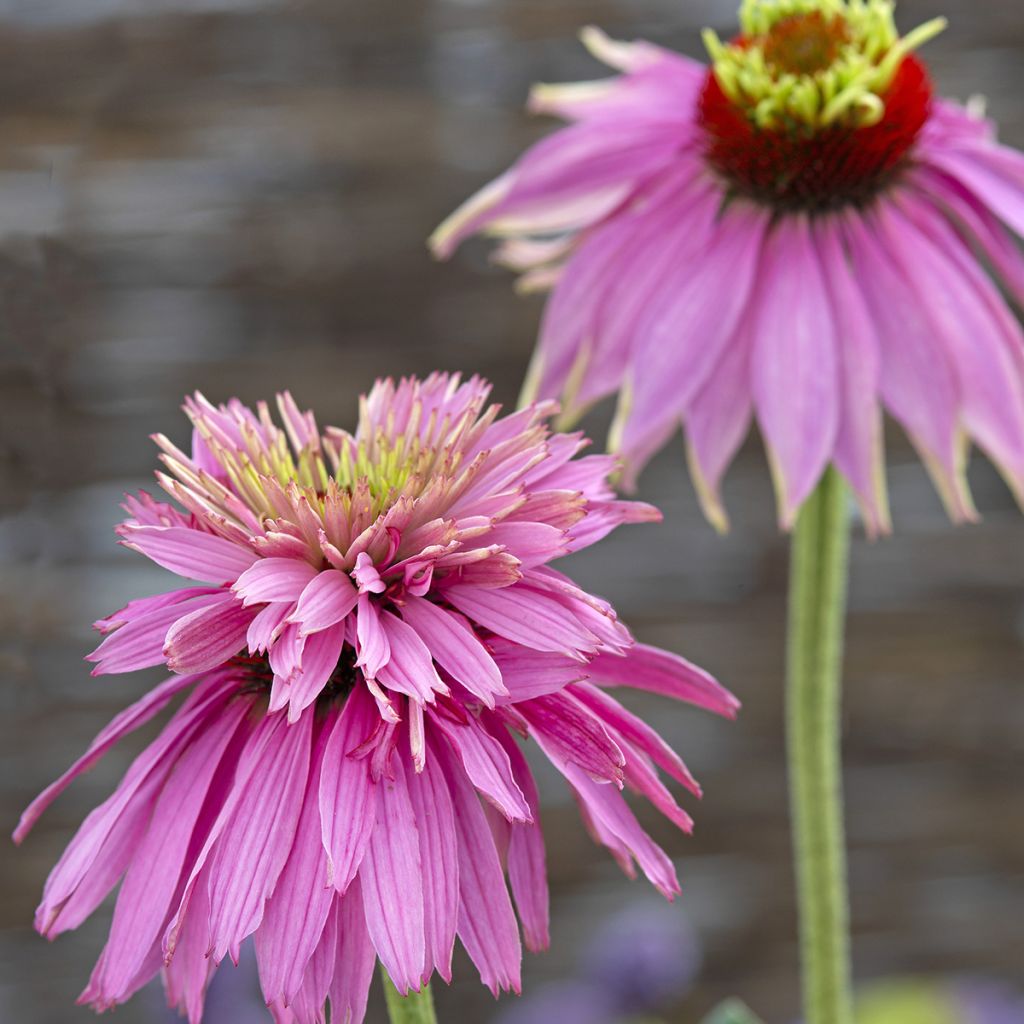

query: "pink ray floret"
(16, 373), (737, 1024)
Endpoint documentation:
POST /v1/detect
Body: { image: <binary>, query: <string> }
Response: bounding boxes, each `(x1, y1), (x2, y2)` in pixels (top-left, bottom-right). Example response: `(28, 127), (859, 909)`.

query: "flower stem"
(381, 967), (438, 1024)
(786, 467), (854, 1024)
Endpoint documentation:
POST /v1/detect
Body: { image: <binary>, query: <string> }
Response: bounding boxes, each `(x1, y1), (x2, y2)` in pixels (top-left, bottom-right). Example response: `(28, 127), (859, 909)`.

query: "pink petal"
(164, 594), (254, 674)
(519, 691), (625, 784)
(616, 196), (768, 482)
(328, 879), (376, 1024)
(234, 557), (320, 606)
(89, 698), (249, 1002)
(683, 321), (754, 531)
(428, 708), (531, 822)
(354, 594), (390, 678)
(358, 754), (425, 994)
(286, 622), (346, 722)
(443, 583), (598, 657)
(399, 597), (506, 706)
(749, 214), (839, 525)
(87, 589), (222, 675)
(812, 216), (887, 534)
(586, 643), (739, 718)
(376, 610), (447, 704)
(319, 687), (378, 894)
(844, 210), (966, 514)
(572, 683), (700, 796)
(535, 730), (678, 898)
(432, 735), (521, 995)
(119, 525), (257, 583)
(293, 569), (358, 635)
(205, 710), (313, 963)
(489, 640), (587, 703)
(492, 727), (549, 952)
(256, 723), (335, 1006)
(405, 743), (459, 983)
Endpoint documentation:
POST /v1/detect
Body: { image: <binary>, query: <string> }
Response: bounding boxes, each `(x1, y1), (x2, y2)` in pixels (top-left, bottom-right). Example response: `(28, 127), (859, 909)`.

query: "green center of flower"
(193, 408), (465, 525)
(702, 0), (946, 132)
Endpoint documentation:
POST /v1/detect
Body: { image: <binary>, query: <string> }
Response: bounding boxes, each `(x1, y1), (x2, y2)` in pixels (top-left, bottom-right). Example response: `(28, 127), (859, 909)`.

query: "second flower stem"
(786, 467), (854, 1024)
(381, 968), (438, 1024)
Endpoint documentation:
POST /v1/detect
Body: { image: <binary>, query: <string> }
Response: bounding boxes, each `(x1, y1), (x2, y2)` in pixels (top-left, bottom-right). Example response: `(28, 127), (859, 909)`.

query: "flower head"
(15, 374), (737, 1024)
(432, 3), (1024, 533)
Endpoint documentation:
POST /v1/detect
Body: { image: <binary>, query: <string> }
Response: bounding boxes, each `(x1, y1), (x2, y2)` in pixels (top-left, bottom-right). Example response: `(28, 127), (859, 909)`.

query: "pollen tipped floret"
(432, 8), (1024, 534)
(16, 374), (738, 1024)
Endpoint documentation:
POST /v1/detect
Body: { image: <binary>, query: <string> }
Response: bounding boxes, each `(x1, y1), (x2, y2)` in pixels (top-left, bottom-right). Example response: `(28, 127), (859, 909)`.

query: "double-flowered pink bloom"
(17, 374), (737, 1023)
(433, 3), (1024, 532)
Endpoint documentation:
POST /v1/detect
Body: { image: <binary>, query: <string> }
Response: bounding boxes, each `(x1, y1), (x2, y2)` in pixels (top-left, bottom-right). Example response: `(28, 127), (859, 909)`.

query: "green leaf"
(700, 999), (765, 1024)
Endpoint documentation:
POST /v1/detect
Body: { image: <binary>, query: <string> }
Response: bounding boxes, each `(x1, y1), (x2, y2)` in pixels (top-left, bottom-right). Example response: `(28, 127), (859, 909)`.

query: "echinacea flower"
(432, 1), (1024, 533)
(15, 374), (737, 1024)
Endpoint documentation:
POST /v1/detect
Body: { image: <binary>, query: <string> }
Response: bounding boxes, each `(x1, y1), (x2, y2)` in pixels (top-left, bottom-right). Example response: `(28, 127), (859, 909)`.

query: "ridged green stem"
(381, 968), (438, 1024)
(786, 467), (854, 1024)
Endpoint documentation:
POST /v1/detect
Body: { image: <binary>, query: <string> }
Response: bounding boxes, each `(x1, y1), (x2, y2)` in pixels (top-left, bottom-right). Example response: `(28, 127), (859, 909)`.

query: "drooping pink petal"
(884, 194), (1024, 493)
(428, 708), (531, 822)
(358, 754), (425, 995)
(615, 196), (768, 482)
(844, 210), (969, 518)
(432, 736), (522, 996)
(491, 726), (549, 952)
(535, 729), (679, 899)
(518, 691), (625, 785)
(205, 710), (313, 963)
(88, 697), (249, 1003)
(405, 741), (459, 984)
(328, 879), (376, 1024)
(812, 216), (888, 534)
(319, 686), (378, 894)
(255, 722), (334, 1007)
(354, 593), (390, 679)
(14, 672), (201, 844)
(489, 640), (588, 703)
(286, 621), (346, 721)
(749, 214), (839, 526)
(571, 682), (701, 797)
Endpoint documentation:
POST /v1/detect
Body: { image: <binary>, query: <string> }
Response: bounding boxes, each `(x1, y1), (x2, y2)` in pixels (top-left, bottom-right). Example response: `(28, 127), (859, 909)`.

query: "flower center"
(230, 645), (361, 705)
(762, 11), (849, 76)
(698, 0), (945, 211)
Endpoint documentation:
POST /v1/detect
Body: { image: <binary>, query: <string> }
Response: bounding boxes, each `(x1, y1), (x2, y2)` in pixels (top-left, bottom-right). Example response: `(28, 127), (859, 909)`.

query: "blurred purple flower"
(494, 981), (616, 1024)
(955, 979), (1024, 1024)
(494, 903), (702, 1024)
(580, 903), (701, 1014)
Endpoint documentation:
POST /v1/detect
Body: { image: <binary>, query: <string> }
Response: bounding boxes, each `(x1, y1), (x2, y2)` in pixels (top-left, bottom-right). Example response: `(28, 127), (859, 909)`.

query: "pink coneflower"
(432, 1), (1024, 533)
(16, 374), (737, 1024)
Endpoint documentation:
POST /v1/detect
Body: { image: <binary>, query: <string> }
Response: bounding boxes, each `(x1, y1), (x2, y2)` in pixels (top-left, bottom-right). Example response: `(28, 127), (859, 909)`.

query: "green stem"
(381, 967), (438, 1024)
(786, 467), (854, 1024)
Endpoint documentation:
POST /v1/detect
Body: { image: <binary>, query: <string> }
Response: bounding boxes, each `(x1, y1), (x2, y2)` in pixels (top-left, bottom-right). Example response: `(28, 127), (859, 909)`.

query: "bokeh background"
(1, 1), (1022, 1022)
